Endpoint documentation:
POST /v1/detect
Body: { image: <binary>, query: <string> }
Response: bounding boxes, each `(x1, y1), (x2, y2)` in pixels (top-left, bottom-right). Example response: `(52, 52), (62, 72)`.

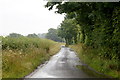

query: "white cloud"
(0, 0), (65, 36)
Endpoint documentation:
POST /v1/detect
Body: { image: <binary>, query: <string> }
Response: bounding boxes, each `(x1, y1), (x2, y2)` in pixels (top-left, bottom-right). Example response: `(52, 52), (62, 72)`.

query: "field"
(1, 36), (62, 78)
(70, 43), (119, 78)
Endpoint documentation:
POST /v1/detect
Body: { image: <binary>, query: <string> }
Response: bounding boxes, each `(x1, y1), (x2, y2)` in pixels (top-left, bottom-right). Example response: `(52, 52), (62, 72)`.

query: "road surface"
(26, 46), (91, 78)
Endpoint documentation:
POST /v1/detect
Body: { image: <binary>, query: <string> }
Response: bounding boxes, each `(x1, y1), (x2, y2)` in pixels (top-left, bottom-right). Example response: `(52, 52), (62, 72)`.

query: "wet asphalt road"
(26, 46), (91, 78)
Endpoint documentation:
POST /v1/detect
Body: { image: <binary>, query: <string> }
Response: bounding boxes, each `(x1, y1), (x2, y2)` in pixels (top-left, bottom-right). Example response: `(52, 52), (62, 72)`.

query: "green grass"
(2, 37), (62, 78)
(0, 36), (2, 79)
(70, 43), (119, 78)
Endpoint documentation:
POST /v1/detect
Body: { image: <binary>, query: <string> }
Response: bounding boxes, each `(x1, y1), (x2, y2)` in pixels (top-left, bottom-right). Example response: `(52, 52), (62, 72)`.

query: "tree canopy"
(45, 2), (120, 60)
(7, 33), (23, 38)
(27, 33), (39, 38)
(46, 28), (64, 42)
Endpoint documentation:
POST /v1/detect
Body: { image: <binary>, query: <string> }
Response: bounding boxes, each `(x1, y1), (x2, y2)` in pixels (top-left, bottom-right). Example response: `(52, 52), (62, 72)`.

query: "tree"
(27, 33), (39, 38)
(58, 18), (80, 44)
(46, 28), (63, 42)
(45, 2), (120, 60)
(38, 33), (46, 38)
(7, 33), (23, 38)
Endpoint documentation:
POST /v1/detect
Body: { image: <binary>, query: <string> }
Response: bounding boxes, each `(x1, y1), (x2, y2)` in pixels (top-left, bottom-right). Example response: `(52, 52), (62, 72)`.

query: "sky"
(0, 0), (65, 36)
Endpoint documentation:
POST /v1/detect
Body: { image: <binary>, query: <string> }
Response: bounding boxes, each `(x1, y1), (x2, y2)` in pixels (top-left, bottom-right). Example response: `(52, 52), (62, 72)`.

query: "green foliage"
(2, 36), (62, 78)
(38, 33), (46, 38)
(7, 33), (23, 38)
(27, 33), (39, 38)
(2, 37), (54, 51)
(46, 28), (63, 42)
(70, 44), (119, 78)
(45, 2), (120, 59)
(58, 19), (80, 45)
(45, 2), (120, 78)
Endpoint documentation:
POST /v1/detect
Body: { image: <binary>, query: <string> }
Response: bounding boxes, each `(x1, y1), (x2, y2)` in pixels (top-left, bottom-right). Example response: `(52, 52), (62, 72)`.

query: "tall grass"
(0, 36), (2, 79)
(70, 43), (119, 78)
(2, 37), (62, 78)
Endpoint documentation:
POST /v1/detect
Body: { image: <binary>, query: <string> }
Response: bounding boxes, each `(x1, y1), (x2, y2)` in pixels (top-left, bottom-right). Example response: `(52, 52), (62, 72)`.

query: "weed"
(70, 44), (119, 78)
(2, 37), (62, 78)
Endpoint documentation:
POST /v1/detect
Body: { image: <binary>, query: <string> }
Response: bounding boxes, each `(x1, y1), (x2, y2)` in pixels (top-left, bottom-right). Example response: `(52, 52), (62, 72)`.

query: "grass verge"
(2, 37), (62, 78)
(70, 43), (119, 78)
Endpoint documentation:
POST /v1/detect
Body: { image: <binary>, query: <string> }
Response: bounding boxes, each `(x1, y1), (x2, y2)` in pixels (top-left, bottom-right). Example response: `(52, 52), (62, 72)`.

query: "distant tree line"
(7, 33), (39, 38)
(6, 30), (64, 42)
(46, 28), (64, 42)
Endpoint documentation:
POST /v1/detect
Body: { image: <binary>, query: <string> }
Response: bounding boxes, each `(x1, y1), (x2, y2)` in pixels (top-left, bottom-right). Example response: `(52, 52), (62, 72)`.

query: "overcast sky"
(0, 0), (65, 36)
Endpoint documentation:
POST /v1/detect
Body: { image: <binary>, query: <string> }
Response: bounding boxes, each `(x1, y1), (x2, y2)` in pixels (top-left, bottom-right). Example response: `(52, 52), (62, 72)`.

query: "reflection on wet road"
(26, 46), (91, 78)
